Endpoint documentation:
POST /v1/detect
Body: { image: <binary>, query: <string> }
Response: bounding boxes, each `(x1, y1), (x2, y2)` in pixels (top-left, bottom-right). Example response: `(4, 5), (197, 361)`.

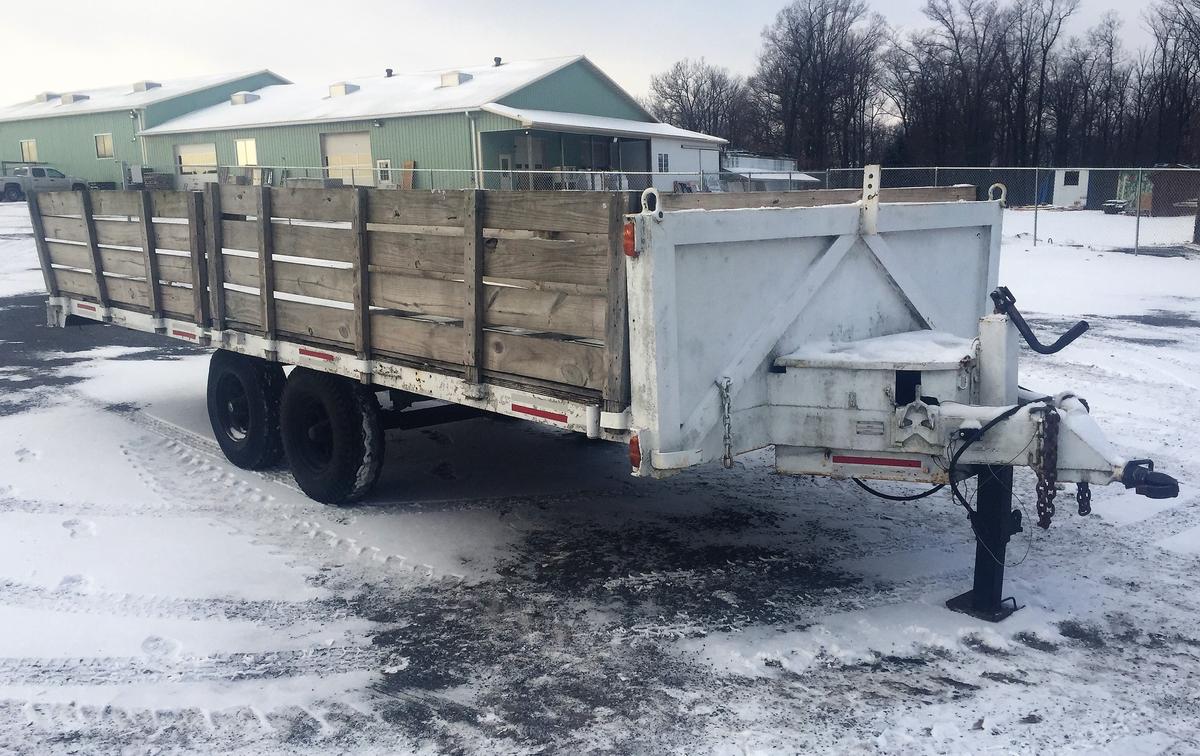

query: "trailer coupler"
(1121, 459), (1180, 499)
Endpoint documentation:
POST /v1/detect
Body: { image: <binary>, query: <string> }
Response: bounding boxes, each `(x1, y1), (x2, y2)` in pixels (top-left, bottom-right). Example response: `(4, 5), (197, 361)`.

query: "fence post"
(1134, 168), (1143, 256)
(933, 166), (939, 187)
(1032, 167), (1039, 247)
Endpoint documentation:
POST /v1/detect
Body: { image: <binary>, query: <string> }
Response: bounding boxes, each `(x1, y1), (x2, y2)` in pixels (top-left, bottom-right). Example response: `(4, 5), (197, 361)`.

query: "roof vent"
(494, 57), (503, 67)
(60, 93), (90, 105)
(230, 91), (260, 105)
(33, 92), (59, 103)
(385, 68), (394, 78)
(329, 82), (360, 97)
(439, 71), (473, 88)
(132, 81), (161, 92)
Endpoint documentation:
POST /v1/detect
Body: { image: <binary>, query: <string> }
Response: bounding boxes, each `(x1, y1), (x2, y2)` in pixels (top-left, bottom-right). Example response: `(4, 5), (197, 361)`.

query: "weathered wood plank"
(366, 189), (463, 227)
(256, 187), (277, 338)
(150, 191), (189, 219)
(137, 191), (163, 319)
(351, 188), (370, 359)
(270, 187), (354, 222)
(371, 314), (463, 364)
(98, 248), (147, 278)
(105, 276), (150, 309)
(219, 185), (257, 216)
(463, 190), (484, 382)
(94, 218), (144, 248)
(37, 191), (83, 217)
(41, 215), (87, 243)
(28, 194), (59, 296)
(157, 254), (194, 284)
(482, 191), (612, 234)
(485, 236), (609, 287)
(53, 268), (99, 299)
(152, 221), (191, 252)
(368, 231), (460, 276)
(484, 332), (604, 390)
(483, 286), (606, 340)
(46, 241), (93, 270)
(221, 219), (258, 252)
(222, 254), (259, 287)
(274, 261), (354, 302)
(224, 289), (263, 327)
(160, 284), (194, 319)
(79, 191), (109, 307)
(368, 271), (461, 318)
(186, 191), (209, 326)
(603, 192), (630, 411)
(205, 184), (226, 330)
(276, 300), (354, 345)
(273, 223), (353, 263)
(92, 191), (140, 218)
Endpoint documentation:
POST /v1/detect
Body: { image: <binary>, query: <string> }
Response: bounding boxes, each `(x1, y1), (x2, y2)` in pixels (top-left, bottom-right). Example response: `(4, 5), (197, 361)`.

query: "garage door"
(321, 132), (374, 187)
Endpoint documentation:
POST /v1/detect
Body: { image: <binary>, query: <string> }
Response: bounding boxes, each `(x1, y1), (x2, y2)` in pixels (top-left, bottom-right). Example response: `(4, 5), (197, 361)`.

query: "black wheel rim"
(295, 397), (334, 472)
(215, 373), (251, 443)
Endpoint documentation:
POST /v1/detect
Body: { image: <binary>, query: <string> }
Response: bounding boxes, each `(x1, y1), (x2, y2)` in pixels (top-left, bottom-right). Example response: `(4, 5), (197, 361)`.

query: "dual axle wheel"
(206, 350), (384, 504)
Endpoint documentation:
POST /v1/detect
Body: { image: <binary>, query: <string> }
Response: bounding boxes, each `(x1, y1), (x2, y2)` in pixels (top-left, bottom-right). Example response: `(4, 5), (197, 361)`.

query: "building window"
(234, 139), (257, 167)
(1063, 170), (1080, 186)
(94, 133), (114, 159)
(19, 139), (37, 162)
(657, 153), (669, 173)
(376, 159), (392, 184)
(175, 143), (218, 175)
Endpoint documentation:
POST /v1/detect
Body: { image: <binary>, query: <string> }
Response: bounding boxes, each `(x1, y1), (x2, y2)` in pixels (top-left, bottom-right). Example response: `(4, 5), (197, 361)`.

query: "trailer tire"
(206, 350), (285, 470)
(280, 368), (383, 505)
(2, 185), (22, 203)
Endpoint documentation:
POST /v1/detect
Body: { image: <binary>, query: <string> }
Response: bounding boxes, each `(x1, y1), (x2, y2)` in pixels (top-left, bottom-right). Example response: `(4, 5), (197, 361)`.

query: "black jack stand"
(946, 465), (1023, 622)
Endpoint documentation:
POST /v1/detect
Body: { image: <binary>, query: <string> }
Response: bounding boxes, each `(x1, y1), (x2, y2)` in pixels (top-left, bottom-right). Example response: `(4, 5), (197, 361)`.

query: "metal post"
(946, 465), (1022, 622)
(933, 166), (939, 187)
(1033, 167), (1039, 247)
(1134, 168), (1143, 255)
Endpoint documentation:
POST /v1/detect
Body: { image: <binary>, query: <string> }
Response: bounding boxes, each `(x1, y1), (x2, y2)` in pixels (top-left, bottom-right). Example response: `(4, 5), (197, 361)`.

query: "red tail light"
(629, 434), (642, 470)
(623, 222), (638, 257)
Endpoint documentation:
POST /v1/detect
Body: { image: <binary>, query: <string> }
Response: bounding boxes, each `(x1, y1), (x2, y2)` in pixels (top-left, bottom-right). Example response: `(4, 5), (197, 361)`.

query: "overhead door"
(321, 132), (374, 187)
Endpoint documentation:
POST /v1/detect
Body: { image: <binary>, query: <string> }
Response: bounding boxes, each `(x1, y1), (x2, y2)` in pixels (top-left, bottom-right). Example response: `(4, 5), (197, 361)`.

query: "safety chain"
(717, 377), (733, 469)
(1077, 482), (1092, 516)
(1035, 408), (1060, 529)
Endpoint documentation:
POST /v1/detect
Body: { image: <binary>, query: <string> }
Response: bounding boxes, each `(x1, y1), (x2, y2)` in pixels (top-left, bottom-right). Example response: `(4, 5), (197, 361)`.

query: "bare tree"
(646, 59), (752, 147)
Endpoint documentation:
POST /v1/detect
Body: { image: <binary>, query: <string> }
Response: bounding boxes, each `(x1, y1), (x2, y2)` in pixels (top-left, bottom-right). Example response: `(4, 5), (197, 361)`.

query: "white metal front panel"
(626, 200), (1003, 474)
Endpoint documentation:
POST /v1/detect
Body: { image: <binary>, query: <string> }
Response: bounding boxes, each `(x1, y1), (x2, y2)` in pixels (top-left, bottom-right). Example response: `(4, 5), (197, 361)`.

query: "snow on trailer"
(27, 166), (1179, 623)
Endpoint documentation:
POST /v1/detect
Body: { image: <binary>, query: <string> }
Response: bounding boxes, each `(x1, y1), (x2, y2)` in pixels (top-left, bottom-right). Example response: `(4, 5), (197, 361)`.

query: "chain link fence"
(179, 163), (1199, 253)
(826, 166), (1200, 254)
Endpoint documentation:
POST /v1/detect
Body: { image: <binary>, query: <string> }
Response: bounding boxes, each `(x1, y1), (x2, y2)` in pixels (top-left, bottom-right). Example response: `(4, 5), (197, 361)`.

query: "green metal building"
(0, 71), (288, 185)
(137, 56), (723, 191)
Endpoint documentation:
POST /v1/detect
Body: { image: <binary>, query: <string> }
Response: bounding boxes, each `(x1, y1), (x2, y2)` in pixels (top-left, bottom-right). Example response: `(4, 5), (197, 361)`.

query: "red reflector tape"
(171, 329), (196, 340)
(76, 303), (97, 312)
(298, 347), (336, 362)
(832, 455), (923, 469)
(512, 403), (569, 424)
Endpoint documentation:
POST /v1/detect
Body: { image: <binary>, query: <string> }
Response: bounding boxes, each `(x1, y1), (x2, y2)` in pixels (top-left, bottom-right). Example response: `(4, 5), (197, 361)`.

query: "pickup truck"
(26, 167), (1180, 622)
(2, 165), (88, 202)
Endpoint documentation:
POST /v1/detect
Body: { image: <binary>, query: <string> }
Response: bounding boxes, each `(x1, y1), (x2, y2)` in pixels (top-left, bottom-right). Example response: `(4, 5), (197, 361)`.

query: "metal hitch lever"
(990, 286), (1089, 355)
(1122, 460), (1180, 500)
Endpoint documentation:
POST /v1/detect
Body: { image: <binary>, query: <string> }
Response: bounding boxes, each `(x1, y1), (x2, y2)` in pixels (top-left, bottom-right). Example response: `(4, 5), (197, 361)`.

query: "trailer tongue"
(33, 165), (1178, 622)
(624, 166), (1178, 620)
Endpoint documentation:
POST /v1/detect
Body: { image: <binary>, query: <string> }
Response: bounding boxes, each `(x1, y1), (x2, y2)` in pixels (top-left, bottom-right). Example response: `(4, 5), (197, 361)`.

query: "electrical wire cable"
(852, 478), (945, 501)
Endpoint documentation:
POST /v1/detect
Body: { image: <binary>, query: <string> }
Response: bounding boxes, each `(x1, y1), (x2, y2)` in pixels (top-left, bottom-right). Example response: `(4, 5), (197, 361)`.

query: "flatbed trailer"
(29, 167), (1178, 621)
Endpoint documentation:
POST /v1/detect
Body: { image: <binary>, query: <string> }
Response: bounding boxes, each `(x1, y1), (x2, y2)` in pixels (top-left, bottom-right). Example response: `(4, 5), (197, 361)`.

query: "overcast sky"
(3, 0), (1157, 107)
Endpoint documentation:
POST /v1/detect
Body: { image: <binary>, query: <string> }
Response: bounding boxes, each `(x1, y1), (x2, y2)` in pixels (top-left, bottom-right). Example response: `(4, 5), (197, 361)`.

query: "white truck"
(28, 166), (1178, 622)
(3, 165), (88, 202)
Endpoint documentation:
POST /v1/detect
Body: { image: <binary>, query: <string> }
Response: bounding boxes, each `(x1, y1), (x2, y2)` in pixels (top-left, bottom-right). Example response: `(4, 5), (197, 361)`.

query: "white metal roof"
(0, 70), (287, 124)
(140, 56), (632, 135)
(723, 169), (819, 181)
(480, 104), (727, 145)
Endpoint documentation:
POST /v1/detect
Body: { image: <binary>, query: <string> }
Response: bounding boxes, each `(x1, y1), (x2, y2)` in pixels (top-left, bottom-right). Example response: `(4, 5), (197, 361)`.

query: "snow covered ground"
(0, 202), (1196, 754)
